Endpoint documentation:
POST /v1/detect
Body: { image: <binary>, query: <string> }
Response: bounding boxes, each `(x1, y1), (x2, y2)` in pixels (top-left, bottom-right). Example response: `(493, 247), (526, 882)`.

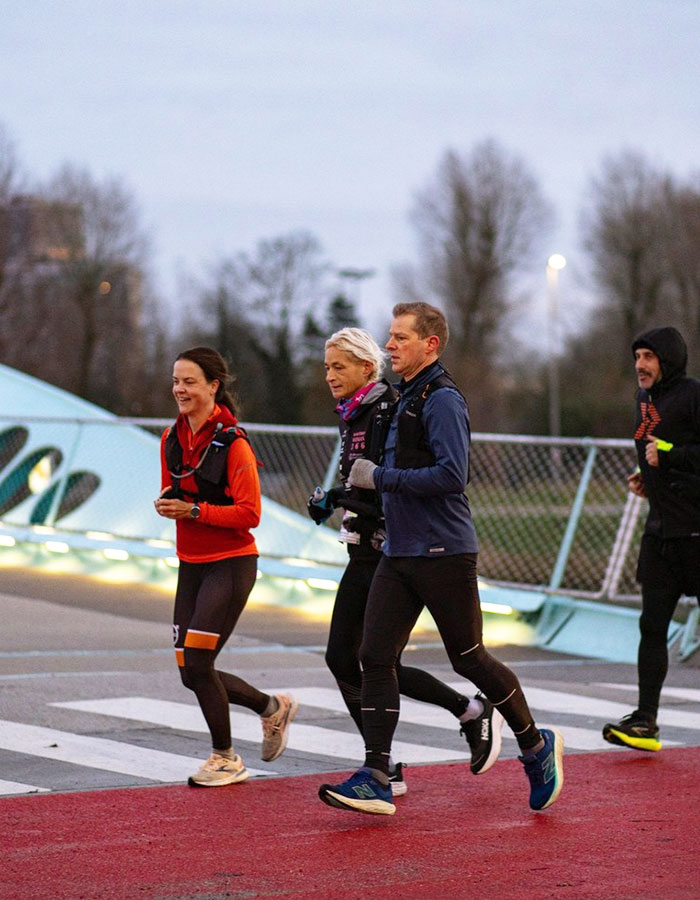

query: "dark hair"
(175, 347), (239, 416)
(392, 301), (449, 354)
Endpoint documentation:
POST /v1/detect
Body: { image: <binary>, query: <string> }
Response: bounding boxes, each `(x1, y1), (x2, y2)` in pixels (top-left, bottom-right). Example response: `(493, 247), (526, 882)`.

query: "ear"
(426, 335), (440, 353)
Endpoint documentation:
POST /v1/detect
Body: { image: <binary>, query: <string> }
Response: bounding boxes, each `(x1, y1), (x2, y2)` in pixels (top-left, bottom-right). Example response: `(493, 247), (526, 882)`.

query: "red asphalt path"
(3, 748), (699, 900)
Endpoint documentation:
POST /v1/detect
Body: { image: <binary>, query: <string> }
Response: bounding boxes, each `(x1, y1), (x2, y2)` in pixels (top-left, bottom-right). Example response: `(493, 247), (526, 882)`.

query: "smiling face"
(324, 346), (373, 400)
(634, 347), (662, 391)
(385, 314), (439, 380)
(172, 359), (218, 424)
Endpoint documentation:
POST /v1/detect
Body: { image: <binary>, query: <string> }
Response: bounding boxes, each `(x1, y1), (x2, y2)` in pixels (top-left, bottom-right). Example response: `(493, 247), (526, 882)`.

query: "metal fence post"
(549, 443), (598, 590)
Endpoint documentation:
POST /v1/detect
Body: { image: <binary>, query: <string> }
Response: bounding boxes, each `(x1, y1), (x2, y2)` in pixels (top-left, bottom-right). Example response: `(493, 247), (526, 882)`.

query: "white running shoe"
(188, 753), (249, 787)
(261, 694), (298, 761)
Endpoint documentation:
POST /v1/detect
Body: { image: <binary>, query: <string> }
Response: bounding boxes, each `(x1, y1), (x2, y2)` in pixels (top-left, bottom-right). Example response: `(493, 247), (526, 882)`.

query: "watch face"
(190, 505), (200, 519)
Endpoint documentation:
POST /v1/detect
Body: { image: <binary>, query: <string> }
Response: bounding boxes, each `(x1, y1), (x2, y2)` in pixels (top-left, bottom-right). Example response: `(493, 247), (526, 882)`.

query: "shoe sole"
(389, 780), (407, 797)
(187, 766), (250, 787)
(472, 707), (504, 775)
(261, 695), (299, 762)
(531, 728), (564, 811)
(602, 725), (661, 752)
(318, 786), (396, 816)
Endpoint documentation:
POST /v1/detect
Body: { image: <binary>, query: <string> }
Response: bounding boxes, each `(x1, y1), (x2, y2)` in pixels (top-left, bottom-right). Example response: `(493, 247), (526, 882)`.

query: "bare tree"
(581, 151), (673, 352)
(664, 180), (700, 366)
(39, 165), (152, 409)
(395, 140), (552, 429)
(195, 231), (333, 422)
(0, 124), (26, 353)
(400, 140), (553, 365)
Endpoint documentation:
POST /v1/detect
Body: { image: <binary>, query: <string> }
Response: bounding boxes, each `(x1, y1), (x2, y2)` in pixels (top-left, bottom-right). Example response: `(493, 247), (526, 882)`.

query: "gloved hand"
(307, 487), (335, 525)
(669, 469), (700, 499)
(348, 458), (378, 489)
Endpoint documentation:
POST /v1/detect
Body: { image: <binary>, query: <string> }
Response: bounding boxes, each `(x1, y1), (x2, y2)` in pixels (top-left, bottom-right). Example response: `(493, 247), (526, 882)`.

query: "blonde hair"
(325, 327), (385, 381)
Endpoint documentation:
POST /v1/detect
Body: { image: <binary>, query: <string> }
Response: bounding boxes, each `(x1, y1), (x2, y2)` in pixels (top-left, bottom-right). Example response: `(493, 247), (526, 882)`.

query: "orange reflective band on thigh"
(174, 648), (185, 667)
(184, 629), (220, 650)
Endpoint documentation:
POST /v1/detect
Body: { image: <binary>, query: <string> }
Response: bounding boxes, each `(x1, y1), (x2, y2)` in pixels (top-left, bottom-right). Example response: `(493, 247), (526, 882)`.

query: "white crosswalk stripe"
(0, 719), (270, 783)
(597, 683), (700, 705)
(52, 696), (470, 764)
(0, 778), (49, 795)
(267, 686), (625, 751)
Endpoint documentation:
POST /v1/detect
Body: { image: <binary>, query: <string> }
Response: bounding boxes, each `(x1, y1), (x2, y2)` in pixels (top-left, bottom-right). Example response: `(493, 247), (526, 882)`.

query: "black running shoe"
(460, 693), (504, 775)
(388, 762), (407, 797)
(602, 710), (661, 752)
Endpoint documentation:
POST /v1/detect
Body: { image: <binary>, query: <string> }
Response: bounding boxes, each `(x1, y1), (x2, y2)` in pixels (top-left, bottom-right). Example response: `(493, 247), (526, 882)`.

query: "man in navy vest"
(318, 302), (565, 816)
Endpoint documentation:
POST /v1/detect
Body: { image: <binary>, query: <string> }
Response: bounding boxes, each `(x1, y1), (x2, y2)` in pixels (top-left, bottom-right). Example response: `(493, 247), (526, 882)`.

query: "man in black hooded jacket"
(603, 326), (700, 751)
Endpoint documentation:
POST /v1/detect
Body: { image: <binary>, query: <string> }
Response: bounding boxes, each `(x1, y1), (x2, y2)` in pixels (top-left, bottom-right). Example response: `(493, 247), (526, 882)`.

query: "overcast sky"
(2, 0), (698, 342)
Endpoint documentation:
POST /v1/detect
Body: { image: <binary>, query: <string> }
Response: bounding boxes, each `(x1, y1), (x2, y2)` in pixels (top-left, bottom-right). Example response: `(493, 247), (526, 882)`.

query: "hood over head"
(631, 326), (687, 389)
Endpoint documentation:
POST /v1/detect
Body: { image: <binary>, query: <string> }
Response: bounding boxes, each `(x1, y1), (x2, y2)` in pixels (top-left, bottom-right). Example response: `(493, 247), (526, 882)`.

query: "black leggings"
(638, 584), (681, 718)
(360, 554), (541, 775)
(637, 535), (700, 719)
(173, 555), (269, 751)
(325, 556), (469, 737)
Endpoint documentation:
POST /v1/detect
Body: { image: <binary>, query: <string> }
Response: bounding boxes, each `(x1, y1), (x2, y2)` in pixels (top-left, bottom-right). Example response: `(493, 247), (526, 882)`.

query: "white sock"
(261, 696), (278, 718)
(459, 697), (485, 723)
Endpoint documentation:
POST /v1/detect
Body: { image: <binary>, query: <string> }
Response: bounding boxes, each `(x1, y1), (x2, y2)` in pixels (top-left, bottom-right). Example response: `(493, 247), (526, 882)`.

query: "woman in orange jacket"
(155, 346), (296, 786)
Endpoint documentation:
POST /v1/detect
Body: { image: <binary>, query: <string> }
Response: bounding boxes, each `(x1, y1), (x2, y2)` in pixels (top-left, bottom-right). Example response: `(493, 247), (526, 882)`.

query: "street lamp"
(337, 268), (376, 306)
(546, 254), (566, 437)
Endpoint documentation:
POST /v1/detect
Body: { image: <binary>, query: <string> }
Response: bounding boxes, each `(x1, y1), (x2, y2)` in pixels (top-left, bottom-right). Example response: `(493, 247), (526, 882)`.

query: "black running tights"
(173, 555), (269, 751)
(360, 554), (541, 775)
(638, 583), (683, 719)
(325, 556), (469, 737)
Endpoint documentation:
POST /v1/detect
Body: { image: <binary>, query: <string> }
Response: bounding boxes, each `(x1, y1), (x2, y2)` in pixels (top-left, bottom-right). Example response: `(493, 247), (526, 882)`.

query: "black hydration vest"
(164, 424), (251, 505)
(395, 369), (469, 478)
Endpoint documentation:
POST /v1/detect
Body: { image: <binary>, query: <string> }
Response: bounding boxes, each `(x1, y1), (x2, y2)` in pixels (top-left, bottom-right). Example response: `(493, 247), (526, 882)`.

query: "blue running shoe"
(519, 728), (564, 811)
(318, 768), (396, 816)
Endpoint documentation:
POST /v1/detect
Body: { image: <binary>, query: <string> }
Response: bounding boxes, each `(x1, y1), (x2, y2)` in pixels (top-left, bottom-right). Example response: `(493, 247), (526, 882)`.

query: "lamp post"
(546, 254), (566, 437)
(337, 267), (376, 307)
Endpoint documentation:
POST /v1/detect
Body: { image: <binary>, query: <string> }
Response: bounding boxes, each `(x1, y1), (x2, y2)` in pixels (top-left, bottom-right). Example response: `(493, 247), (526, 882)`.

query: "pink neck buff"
(335, 382), (377, 423)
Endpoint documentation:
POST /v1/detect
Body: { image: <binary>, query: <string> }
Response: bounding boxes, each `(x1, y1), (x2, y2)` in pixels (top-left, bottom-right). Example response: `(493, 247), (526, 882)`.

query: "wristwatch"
(189, 503), (201, 519)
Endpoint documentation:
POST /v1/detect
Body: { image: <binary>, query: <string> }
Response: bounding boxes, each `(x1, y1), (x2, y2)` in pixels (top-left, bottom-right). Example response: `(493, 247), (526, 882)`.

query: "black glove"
(669, 469), (700, 499)
(306, 487), (336, 525)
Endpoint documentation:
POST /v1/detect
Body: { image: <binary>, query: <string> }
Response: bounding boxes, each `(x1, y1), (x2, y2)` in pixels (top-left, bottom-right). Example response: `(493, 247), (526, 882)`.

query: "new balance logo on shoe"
(352, 783), (378, 799)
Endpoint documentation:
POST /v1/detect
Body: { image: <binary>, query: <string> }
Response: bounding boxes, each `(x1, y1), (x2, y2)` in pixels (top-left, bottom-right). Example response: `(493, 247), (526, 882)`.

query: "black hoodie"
(631, 326), (700, 538)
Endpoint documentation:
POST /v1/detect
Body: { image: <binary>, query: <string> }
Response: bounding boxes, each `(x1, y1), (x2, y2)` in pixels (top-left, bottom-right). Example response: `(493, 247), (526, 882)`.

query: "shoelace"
(262, 705), (286, 736)
(521, 756), (544, 784)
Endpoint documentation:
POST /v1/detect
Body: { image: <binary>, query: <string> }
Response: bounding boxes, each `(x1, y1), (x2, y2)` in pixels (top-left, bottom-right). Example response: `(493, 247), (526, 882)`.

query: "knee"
(450, 642), (489, 677)
(359, 641), (396, 674)
(639, 609), (671, 639)
(179, 662), (213, 692)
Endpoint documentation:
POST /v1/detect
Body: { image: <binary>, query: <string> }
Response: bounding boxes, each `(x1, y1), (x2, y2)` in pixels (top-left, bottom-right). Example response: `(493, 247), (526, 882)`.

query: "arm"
(375, 389), (469, 496)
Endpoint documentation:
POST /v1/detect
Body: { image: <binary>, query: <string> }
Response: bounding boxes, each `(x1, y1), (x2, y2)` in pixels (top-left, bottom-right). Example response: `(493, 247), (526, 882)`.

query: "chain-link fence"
(0, 416), (645, 604)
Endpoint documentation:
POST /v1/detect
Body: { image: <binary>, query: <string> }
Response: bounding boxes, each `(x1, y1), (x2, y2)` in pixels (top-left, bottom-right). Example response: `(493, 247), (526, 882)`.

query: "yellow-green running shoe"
(602, 711), (661, 752)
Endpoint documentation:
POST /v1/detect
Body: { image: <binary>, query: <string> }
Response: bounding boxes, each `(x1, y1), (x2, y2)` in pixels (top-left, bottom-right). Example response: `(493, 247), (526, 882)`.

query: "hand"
(645, 439), (659, 467)
(627, 471), (646, 498)
(348, 458), (378, 489)
(307, 488), (335, 525)
(154, 496), (195, 519)
(669, 469), (700, 499)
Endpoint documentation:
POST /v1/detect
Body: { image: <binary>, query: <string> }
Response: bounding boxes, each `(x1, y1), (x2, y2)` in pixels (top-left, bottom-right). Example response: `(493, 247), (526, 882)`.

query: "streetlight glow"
(547, 253), (567, 271)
